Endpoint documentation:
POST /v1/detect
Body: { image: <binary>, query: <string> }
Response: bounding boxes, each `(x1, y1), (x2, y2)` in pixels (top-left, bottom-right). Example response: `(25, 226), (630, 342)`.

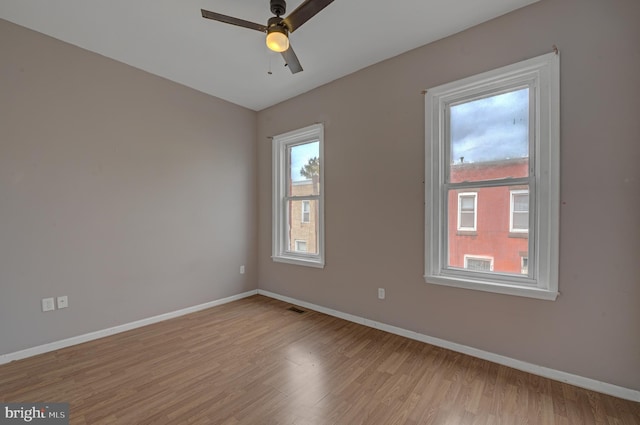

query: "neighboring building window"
(510, 190), (529, 233)
(301, 200), (310, 223)
(294, 240), (308, 252)
(457, 192), (477, 231)
(272, 123), (324, 268)
(521, 256), (529, 275)
(464, 255), (494, 272)
(425, 52), (560, 300)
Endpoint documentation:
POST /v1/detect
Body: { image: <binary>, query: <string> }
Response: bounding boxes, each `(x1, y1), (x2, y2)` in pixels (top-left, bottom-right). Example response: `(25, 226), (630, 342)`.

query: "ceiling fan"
(201, 0), (335, 74)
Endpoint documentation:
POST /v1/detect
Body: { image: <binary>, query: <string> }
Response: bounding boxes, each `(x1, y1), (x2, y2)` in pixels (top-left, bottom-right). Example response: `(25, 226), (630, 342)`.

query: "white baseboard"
(258, 289), (640, 402)
(0, 290), (258, 365)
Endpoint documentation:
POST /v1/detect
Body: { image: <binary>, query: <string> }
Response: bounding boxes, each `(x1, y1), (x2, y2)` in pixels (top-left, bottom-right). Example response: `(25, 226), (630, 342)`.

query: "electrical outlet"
(57, 295), (68, 309)
(240, 265), (245, 274)
(42, 298), (55, 312)
(378, 288), (385, 300)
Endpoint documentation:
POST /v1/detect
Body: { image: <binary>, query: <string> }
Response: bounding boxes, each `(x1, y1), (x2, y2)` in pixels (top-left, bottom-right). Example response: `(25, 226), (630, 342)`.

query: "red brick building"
(448, 158), (529, 274)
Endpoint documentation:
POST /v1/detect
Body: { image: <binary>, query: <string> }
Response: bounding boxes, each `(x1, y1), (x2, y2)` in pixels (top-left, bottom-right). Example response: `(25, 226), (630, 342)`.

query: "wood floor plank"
(1, 295), (638, 424)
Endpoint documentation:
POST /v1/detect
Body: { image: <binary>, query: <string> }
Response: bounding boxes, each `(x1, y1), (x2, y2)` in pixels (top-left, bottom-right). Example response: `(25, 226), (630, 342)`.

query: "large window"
(425, 52), (559, 300)
(272, 123), (324, 268)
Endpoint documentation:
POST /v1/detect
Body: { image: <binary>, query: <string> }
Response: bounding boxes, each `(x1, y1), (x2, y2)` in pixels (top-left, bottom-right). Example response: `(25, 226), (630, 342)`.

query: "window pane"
(288, 141), (320, 197)
(449, 88), (529, 183)
(512, 212), (528, 230)
(460, 197), (474, 211)
(448, 185), (529, 275)
(513, 193), (528, 211)
(288, 199), (318, 254)
(460, 212), (474, 229)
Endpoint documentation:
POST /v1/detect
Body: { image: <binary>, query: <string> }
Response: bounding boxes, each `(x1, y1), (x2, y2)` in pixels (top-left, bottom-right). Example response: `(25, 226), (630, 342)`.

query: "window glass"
(449, 185), (528, 276)
(288, 199), (318, 254)
(449, 88), (529, 183)
(288, 142), (320, 197)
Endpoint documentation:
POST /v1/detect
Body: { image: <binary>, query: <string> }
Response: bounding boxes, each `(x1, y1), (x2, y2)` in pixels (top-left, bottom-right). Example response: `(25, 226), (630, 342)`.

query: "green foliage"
(300, 156), (319, 179)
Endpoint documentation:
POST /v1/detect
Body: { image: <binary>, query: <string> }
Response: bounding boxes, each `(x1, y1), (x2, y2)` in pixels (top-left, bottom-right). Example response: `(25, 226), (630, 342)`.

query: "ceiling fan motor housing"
(268, 16), (287, 32)
(270, 0), (287, 16)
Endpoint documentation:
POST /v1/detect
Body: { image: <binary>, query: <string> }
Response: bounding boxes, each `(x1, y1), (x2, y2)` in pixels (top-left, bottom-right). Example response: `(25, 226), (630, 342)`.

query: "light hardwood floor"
(1, 295), (638, 424)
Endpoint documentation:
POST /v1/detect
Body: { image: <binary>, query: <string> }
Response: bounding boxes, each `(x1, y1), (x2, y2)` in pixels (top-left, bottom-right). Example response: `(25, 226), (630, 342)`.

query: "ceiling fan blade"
(283, 0), (335, 33)
(281, 45), (303, 74)
(201, 9), (267, 32)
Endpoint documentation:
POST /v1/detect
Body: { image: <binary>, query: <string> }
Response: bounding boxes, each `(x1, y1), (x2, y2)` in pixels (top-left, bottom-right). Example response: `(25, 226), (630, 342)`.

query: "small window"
(301, 200), (310, 223)
(510, 190), (529, 233)
(457, 192), (477, 231)
(521, 256), (529, 275)
(272, 124), (324, 268)
(464, 255), (494, 272)
(425, 52), (559, 300)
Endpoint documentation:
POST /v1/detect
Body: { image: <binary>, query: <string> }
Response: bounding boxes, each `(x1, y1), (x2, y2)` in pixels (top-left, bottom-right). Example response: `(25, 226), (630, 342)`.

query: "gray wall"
(0, 19), (258, 354)
(257, 0), (640, 391)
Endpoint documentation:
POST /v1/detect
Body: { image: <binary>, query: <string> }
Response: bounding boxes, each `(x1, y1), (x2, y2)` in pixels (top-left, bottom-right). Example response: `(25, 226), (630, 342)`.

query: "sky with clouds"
(450, 88), (529, 164)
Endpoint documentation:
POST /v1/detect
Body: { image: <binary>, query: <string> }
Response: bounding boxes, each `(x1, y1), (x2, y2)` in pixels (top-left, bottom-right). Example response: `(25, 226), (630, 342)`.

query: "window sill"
(456, 230), (478, 236)
(272, 255), (324, 269)
(424, 274), (558, 301)
(508, 232), (529, 239)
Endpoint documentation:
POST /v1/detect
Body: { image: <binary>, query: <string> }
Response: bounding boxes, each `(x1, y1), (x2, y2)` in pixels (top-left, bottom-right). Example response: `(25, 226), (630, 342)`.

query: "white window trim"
(457, 192), (477, 231)
(272, 123), (325, 268)
(510, 189), (529, 233)
(424, 52), (559, 301)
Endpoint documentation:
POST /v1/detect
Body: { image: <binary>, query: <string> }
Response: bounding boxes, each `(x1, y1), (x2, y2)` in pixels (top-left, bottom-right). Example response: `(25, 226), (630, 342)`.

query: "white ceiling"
(0, 0), (538, 111)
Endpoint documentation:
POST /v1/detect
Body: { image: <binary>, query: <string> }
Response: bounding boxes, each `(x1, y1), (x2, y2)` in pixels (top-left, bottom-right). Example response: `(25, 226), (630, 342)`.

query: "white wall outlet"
(240, 265), (245, 274)
(57, 295), (68, 309)
(42, 297), (55, 312)
(378, 288), (385, 300)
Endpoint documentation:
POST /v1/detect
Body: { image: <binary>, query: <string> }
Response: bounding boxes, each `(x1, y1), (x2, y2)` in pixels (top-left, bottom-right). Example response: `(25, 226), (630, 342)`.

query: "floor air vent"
(288, 306), (306, 314)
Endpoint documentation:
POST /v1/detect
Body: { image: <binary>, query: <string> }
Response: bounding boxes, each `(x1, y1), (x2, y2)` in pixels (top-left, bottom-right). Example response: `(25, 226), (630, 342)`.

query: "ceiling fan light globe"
(266, 32), (289, 52)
